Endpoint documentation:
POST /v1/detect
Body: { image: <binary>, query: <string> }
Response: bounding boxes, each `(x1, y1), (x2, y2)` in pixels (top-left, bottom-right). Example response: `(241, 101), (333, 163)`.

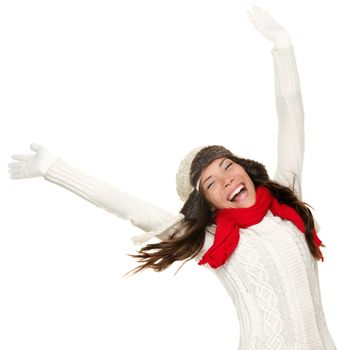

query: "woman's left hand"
(247, 5), (292, 49)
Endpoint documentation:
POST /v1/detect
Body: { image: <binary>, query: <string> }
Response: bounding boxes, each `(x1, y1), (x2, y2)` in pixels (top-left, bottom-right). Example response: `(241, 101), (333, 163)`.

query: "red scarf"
(198, 185), (323, 269)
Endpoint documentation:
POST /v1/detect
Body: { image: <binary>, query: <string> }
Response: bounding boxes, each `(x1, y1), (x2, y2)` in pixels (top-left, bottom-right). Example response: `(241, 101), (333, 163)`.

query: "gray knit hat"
(176, 145), (238, 201)
(175, 146), (205, 202)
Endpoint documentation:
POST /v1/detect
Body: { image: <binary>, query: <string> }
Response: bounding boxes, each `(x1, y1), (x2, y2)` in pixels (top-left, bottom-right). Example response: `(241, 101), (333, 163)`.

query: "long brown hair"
(125, 151), (325, 277)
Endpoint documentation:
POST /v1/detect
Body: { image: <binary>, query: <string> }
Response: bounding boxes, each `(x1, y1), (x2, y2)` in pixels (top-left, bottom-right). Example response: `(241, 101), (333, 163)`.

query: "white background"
(1, 0), (349, 349)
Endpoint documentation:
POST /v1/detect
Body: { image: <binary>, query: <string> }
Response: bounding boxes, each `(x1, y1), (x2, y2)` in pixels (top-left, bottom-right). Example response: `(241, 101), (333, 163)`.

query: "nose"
(224, 177), (233, 188)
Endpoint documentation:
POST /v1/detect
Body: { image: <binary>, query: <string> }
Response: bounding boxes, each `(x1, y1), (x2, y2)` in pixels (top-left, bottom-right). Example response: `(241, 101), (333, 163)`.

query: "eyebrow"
(202, 158), (227, 187)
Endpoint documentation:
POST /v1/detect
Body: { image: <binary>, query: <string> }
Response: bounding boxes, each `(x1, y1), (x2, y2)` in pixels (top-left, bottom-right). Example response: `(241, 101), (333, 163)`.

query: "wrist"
(273, 41), (292, 49)
(42, 156), (60, 177)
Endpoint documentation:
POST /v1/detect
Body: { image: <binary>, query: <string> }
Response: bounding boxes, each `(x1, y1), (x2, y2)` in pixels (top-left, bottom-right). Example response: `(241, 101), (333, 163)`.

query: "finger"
(8, 169), (18, 177)
(8, 162), (24, 169)
(247, 10), (260, 26)
(253, 5), (263, 16)
(251, 11), (265, 24)
(246, 10), (255, 21)
(9, 167), (24, 177)
(30, 143), (42, 152)
(8, 161), (21, 167)
(8, 165), (23, 174)
(10, 173), (24, 180)
(11, 154), (31, 161)
(253, 6), (267, 21)
(253, 5), (264, 14)
(260, 10), (273, 22)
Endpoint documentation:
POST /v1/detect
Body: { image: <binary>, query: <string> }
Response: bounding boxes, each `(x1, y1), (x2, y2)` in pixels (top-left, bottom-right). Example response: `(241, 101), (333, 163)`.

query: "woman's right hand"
(247, 5), (292, 49)
(8, 143), (59, 179)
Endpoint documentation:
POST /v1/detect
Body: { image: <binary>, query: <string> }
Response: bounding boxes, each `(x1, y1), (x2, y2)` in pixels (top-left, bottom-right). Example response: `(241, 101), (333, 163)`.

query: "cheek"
(211, 191), (226, 203)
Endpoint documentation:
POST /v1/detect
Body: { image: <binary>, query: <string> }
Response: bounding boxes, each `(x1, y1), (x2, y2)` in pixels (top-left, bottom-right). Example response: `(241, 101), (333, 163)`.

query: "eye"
(207, 181), (214, 190)
(207, 162), (232, 190)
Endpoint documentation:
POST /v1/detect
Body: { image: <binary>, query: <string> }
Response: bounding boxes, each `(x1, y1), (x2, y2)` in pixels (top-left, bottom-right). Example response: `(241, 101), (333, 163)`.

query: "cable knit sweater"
(43, 45), (336, 349)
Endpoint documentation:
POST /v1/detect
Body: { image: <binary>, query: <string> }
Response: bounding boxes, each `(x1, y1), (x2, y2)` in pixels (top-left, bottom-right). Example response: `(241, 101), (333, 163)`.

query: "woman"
(8, 6), (336, 349)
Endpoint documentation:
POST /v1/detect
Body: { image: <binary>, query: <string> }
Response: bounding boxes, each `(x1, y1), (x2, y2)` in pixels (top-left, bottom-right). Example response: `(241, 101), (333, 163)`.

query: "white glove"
(8, 143), (59, 179)
(247, 5), (292, 48)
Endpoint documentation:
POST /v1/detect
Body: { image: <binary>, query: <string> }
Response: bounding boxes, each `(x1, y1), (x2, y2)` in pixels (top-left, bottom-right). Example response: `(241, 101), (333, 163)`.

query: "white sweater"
(44, 45), (336, 349)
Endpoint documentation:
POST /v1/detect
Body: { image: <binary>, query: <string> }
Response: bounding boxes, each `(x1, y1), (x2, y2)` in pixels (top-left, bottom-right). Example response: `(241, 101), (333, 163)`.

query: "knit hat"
(131, 145), (269, 245)
(175, 146), (204, 202)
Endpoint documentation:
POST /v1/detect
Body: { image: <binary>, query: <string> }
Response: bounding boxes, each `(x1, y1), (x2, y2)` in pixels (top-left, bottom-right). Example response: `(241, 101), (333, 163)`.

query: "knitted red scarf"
(198, 185), (323, 269)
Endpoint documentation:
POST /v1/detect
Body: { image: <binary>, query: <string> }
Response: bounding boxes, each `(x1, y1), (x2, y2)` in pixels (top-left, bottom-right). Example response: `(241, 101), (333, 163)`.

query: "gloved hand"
(8, 143), (59, 179)
(247, 5), (292, 48)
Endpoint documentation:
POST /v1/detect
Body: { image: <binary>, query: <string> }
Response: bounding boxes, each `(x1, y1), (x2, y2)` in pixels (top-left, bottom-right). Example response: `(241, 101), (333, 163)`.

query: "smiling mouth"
(228, 184), (248, 202)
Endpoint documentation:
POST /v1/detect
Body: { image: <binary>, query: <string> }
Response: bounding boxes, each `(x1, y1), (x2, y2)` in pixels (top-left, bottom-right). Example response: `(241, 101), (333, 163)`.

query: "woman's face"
(199, 157), (256, 210)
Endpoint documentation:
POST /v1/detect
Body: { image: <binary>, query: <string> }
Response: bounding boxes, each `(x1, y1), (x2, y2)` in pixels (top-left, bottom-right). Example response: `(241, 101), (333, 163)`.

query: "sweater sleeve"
(271, 45), (304, 200)
(43, 158), (177, 238)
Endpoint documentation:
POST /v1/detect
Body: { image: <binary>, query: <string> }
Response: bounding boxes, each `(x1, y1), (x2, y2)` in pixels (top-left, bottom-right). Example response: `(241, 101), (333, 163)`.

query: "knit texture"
(176, 146), (204, 201)
(196, 211), (336, 349)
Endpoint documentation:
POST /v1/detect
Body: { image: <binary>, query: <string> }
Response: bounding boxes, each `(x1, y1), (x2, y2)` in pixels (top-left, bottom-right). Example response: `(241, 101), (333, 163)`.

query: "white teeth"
(229, 184), (244, 200)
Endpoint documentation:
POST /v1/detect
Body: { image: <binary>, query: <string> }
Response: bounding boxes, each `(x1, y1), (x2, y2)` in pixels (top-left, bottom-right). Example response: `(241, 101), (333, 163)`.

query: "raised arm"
(271, 46), (304, 199)
(8, 143), (177, 242)
(247, 6), (304, 199)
